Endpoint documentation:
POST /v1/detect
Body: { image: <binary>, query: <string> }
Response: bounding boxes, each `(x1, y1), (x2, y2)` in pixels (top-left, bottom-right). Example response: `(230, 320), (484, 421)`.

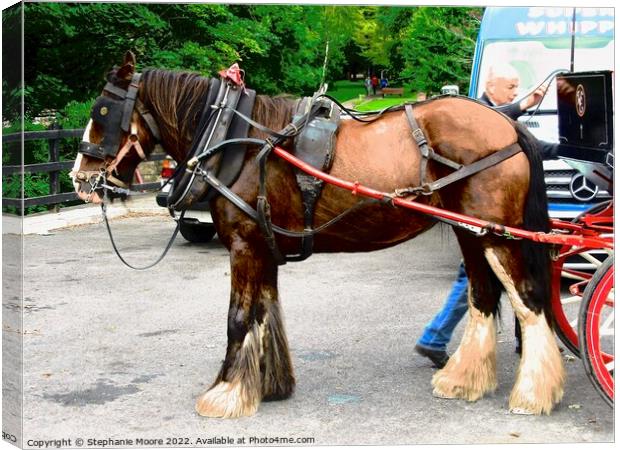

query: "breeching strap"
(399, 103), (523, 197)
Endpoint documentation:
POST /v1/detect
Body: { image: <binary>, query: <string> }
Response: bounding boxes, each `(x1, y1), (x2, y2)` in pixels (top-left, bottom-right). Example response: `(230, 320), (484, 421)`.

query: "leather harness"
(82, 71), (526, 267)
(215, 97), (524, 265)
(167, 78), (257, 210)
(80, 73), (161, 161)
(289, 95), (340, 261)
(76, 73), (162, 193)
(398, 103), (523, 197)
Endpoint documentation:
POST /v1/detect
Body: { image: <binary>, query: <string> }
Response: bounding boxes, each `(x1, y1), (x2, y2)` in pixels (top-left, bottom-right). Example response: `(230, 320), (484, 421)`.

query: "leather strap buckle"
(412, 128), (426, 144)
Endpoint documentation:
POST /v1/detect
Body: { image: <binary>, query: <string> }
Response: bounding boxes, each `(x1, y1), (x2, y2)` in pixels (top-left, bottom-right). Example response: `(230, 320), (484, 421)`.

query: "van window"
(476, 39), (613, 111)
(472, 7), (614, 112)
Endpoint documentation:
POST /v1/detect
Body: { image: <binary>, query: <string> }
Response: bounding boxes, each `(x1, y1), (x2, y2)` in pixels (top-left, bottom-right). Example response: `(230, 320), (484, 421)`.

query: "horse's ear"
(116, 62), (135, 81)
(123, 51), (136, 67)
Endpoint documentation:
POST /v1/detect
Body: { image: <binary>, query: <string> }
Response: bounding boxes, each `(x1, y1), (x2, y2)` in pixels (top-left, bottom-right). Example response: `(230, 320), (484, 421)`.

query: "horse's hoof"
(195, 381), (258, 418)
(509, 407), (535, 415)
(431, 365), (493, 402)
(432, 388), (459, 399)
(508, 388), (561, 415)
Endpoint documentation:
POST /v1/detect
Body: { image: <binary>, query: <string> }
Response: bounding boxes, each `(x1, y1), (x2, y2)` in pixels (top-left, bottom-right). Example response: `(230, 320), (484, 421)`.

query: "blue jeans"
(417, 263), (468, 351)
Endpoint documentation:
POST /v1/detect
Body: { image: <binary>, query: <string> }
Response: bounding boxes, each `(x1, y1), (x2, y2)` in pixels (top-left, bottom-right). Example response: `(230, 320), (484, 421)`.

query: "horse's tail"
(513, 121), (552, 320)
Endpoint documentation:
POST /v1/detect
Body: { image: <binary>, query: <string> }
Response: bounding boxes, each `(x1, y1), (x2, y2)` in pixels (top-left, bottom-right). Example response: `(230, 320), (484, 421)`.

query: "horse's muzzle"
(73, 170), (104, 204)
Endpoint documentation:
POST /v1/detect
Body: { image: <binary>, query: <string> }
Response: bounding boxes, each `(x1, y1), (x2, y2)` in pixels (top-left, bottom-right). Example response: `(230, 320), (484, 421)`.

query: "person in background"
(371, 74), (379, 95)
(414, 62), (558, 368)
(364, 75), (372, 97)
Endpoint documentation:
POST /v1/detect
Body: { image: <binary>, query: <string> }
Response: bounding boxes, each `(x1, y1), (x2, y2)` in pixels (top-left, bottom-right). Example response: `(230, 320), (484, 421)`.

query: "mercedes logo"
(569, 174), (598, 202)
(575, 84), (586, 117)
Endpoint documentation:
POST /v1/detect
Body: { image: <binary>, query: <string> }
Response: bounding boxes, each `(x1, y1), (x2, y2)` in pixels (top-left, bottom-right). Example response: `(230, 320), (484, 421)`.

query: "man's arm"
(485, 85), (548, 120)
(494, 102), (523, 120)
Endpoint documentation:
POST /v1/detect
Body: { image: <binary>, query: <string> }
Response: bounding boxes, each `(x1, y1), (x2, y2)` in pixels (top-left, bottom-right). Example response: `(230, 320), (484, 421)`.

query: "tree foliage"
(353, 7), (413, 72)
(400, 7), (483, 93)
(16, 3), (360, 121)
(348, 6), (482, 92)
(8, 4), (483, 122)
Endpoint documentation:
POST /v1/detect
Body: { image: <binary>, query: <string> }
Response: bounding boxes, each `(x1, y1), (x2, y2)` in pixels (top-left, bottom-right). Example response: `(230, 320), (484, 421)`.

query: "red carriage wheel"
(578, 256), (614, 407)
(551, 201), (614, 357)
(551, 246), (612, 356)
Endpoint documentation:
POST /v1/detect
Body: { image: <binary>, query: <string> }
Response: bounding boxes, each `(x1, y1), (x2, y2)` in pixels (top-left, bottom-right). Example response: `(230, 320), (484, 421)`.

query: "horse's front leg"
(196, 237), (295, 418)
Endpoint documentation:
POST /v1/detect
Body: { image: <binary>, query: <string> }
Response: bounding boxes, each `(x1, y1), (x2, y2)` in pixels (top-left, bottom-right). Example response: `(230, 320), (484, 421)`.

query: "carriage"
(72, 53), (613, 417)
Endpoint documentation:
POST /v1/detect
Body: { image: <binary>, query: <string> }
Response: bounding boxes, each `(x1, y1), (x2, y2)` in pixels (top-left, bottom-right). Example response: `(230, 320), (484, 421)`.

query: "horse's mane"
(140, 68), (298, 158)
(250, 95), (298, 140)
(141, 69), (211, 158)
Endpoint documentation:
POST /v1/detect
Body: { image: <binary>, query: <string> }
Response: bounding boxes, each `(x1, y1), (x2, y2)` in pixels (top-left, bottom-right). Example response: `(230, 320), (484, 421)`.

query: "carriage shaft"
(272, 145), (613, 251)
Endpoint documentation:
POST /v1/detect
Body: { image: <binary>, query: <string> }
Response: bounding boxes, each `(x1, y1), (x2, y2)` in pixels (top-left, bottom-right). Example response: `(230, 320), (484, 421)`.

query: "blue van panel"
(468, 7), (614, 97)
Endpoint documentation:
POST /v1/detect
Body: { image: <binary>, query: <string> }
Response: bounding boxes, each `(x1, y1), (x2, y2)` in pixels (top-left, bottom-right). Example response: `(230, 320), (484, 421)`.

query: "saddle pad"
(285, 96), (340, 261)
(292, 97), (339, 174)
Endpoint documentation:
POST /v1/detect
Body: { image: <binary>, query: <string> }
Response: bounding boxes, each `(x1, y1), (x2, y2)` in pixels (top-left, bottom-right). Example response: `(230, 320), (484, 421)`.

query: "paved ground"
(3, 212), (614, 447)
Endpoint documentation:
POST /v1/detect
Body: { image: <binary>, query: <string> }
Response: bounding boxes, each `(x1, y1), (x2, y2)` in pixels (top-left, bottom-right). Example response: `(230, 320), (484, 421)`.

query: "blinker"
(78, 73), (151, 165)
(79, 96), (126, 159)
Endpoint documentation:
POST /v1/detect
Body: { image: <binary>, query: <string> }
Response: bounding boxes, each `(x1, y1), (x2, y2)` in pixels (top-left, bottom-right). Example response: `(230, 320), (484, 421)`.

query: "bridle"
(75, 71), (183, 270)
(75, 72), (160, 200)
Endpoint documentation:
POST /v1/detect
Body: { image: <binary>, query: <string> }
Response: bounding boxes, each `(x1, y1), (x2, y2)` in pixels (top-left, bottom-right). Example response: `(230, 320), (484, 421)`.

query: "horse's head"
(72, 51), (159, 203)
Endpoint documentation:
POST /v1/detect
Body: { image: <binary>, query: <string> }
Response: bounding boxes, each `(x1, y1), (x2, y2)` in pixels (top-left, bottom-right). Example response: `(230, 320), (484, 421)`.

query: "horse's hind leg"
(432, 232), (502, 401)
(195, 237), (295, 418)
(484, 242), (564, 415)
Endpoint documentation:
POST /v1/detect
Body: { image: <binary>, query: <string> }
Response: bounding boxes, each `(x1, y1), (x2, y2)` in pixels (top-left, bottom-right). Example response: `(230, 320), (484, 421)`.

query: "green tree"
(400, 7), (483, 94)
(13, 4), (483, 121)
(350, 7), (415, 81)
(145, 4), (271, 73)
(17, 3), (358, 119)
(23, 3), (170, 117)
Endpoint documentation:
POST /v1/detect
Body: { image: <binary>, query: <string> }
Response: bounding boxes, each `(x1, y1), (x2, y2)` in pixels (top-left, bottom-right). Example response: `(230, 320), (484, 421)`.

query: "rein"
(100, 193), (184, 271)
(85, 162), (184, 271)
(78, 71), (192, 270)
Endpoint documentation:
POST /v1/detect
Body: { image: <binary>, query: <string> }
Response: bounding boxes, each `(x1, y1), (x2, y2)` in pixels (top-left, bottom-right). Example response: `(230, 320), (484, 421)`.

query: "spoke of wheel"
(606, 289), (614, 307)
(605, 359), (615, 372)
(599, 311), (614, 336)
(561, 294), (583, 305)
(561, 270), (589, 281)
(581, 252), (604, 266)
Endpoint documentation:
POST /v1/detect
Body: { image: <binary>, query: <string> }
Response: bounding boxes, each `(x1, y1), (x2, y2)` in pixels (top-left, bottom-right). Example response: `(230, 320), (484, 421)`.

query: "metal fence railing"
(2, 126), (164, 213)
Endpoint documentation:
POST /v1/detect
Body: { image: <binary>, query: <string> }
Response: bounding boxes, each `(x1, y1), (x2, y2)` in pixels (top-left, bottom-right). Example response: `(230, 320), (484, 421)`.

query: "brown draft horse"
(73, 53), (564, 417)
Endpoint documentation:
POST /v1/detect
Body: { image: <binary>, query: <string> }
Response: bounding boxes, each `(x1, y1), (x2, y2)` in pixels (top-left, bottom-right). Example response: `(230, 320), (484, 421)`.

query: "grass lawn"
(325, 79), (367, 103)
(354, 96), (417, 111)
(325, 80), (419, 110)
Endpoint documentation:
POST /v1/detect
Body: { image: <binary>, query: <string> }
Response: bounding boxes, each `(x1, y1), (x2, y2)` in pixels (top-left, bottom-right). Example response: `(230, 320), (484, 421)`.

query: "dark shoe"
(415, 344), (449, 369)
